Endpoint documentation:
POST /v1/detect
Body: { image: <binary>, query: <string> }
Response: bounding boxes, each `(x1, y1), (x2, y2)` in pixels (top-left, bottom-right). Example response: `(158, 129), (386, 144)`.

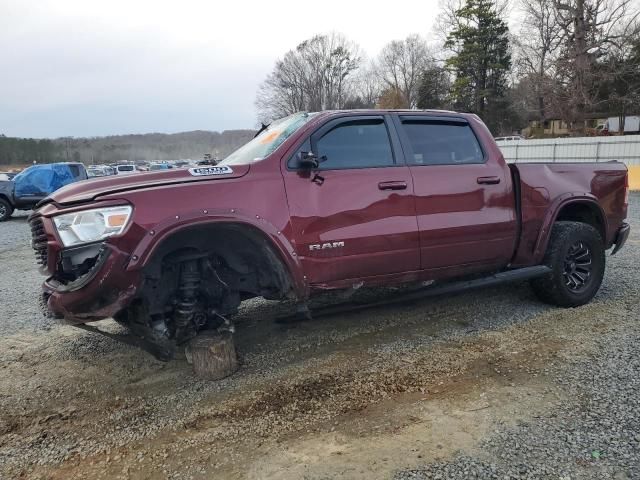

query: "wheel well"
(555, 201), (605, 241)
(142, 223), (294, 314)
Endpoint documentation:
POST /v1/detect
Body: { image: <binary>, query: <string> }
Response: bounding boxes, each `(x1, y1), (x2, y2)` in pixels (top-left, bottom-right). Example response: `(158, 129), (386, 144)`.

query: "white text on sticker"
(188, 166), (233, 176)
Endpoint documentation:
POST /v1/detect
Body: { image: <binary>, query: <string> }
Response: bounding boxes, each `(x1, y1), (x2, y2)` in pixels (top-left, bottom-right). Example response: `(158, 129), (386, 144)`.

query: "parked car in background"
(149, 163), (172, 171)
(0, 172), (18, 181)
(0, 162), (88, 221)
(87, 165), (115, 178)
(135, 161), (150, 172)
(495, 135), (525, 142)
(115, 164), (138, 175)
(30, 110), (629, 361)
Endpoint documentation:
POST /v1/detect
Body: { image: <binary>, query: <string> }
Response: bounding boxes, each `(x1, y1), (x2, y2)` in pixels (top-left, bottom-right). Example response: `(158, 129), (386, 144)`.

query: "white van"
(116, 164), (137, 175)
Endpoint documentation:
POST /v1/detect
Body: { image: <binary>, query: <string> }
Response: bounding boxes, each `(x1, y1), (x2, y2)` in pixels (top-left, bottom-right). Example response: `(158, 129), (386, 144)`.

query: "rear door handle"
(378, 181), (407, 191)
(477, 176), (501, 185)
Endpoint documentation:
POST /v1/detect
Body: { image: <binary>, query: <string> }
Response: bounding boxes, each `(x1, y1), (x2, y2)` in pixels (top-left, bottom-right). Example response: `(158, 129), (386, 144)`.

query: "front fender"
(126, 207), (309, 299)
(0, 180), (15, 202)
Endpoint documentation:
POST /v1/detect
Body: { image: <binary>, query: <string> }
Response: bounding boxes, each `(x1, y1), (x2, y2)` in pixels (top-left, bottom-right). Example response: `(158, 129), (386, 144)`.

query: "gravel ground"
(396, 322), (640, 480)
(396, 197), (640, 480)
(0, 195), (637, 479)
(0, 211), (53, 335)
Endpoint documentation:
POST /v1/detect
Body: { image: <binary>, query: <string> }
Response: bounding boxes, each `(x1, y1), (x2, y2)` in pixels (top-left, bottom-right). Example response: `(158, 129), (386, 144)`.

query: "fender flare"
(126, 207), (309, 298)
(532, 193), (607, 263)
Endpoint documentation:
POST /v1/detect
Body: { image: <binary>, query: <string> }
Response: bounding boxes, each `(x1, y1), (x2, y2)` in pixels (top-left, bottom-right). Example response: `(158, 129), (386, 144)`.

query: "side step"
(280, 265), (551, 322)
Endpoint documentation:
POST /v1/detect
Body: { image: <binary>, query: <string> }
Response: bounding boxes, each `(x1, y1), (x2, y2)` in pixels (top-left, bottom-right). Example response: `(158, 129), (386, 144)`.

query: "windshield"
(12, 170), (27, 182)
(219, 112), (315, 166)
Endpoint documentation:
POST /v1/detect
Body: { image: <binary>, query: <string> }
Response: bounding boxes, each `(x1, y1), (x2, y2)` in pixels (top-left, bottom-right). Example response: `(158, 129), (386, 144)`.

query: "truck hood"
(44, 164), (250, 206)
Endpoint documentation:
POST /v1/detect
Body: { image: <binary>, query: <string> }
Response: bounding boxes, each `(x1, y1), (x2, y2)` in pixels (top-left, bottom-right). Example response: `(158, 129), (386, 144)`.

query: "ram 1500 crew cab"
(30, 110), (630, 359)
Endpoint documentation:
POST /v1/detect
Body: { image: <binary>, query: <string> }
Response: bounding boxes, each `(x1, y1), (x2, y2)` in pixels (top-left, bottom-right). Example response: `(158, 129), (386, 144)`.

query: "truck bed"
(511, 162), (628, 266)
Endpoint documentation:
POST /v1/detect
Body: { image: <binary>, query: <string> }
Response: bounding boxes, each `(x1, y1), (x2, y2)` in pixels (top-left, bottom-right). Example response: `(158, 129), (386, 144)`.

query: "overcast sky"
(0, 0), (455, 138)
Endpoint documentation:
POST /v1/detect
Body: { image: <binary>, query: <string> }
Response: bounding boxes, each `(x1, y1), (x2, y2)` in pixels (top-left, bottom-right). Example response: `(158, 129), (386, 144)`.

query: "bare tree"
(552, 0), (639, 132)
(376, 34), (434, 108)
(434, 0), (467, 47)
(256, 33), (361, 122)
(513, 0), (564, 122)
(344, 60), (383, 108)
(376, 87), (410, 109)
(596, 28), (640, 129)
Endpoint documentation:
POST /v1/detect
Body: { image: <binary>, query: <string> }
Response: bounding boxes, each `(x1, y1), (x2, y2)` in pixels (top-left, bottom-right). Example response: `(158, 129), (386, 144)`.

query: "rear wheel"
(0, 198), (13, 222)
(530, 221), (605, 307)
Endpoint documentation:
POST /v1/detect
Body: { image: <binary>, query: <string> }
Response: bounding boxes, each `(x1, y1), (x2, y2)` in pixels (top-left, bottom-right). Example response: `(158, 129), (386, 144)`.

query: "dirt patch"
(4, 304), (604, 480)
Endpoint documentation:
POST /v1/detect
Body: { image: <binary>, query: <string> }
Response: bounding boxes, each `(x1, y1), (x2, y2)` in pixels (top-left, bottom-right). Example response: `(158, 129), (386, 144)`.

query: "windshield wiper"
(253, 122), (270, 138)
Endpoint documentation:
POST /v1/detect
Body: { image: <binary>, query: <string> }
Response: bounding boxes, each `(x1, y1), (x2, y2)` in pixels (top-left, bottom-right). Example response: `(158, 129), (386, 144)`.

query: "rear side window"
(68, 165), (80, 177)
(316, 119), (394, 170)
(400, 120), (484, 165)
(118, 165), (134, 172)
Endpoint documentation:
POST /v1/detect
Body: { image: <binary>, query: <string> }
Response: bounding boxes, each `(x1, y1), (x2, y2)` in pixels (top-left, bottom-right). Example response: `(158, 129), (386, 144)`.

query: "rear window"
(118, 165), (134, 172)
(400, 120), (484, 165)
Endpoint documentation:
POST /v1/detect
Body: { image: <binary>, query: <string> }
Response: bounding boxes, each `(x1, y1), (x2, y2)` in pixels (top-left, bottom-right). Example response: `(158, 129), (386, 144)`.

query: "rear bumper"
(611, 222), (630, 255)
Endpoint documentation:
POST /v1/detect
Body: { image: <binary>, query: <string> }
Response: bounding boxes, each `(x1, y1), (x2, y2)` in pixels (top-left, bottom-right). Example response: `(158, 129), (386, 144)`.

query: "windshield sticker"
(259, 130), (282, 144)
(188, 166), (233, 176)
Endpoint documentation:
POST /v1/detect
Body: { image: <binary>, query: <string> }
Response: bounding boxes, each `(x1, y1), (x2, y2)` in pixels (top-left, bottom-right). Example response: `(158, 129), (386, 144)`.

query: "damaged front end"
(30, 209), (145, 345)
(31, 207), (292, 361)
(113, 250), (239, 360)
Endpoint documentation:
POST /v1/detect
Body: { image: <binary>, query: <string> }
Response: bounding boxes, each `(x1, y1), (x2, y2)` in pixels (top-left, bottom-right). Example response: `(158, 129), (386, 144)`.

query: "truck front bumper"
(611, 222), (630, 255)
(41, 243), (142, 324)
(30, 205), (144, 325)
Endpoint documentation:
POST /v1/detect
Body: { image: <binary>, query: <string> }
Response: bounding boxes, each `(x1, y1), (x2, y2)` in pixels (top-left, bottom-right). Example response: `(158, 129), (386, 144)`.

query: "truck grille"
(30, 217), (48, 267)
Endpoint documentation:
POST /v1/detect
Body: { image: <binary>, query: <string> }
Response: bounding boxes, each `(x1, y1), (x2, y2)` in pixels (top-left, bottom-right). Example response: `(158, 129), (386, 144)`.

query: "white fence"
(497, 136), (640, 166)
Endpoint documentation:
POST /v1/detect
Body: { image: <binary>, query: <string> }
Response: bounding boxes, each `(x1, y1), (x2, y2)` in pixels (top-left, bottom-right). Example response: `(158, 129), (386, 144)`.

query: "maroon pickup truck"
(30, 110), (630, 360)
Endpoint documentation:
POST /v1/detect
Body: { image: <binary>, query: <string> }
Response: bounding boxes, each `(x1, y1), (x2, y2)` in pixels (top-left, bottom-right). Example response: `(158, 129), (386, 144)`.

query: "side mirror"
(296, 151), (320, 170)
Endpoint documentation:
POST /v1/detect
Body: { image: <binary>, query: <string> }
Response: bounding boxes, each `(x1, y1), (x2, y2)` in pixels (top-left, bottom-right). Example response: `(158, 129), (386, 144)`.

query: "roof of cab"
(316, 108), (462, 115)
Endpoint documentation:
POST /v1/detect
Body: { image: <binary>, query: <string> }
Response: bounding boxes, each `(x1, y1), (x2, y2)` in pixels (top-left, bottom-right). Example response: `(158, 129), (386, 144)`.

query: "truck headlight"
(53, 206), (133, 247)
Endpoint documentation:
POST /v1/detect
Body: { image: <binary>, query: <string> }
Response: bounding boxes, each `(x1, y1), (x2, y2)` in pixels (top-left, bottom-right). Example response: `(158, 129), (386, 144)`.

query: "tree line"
(0, 130), (255, 168)
(0, 136), (67, 167)
(255, 0), (640, 136)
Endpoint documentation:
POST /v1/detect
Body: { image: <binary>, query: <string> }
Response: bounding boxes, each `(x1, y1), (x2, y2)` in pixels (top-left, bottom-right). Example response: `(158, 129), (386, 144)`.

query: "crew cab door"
(282, 115), (420, 285)
(392, 115), (517, 271)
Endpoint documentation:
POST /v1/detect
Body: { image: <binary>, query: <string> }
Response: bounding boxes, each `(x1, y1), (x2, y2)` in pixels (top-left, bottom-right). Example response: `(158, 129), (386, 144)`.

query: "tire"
(0, 198), (13, 222)
(530, 221), (605, 307)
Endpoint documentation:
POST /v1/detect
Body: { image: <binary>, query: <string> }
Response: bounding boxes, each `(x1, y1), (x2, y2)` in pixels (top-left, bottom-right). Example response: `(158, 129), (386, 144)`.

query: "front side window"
(400, 120), (484, 166)
(316, 119), (394, 170)
(219, 112), (316, 166)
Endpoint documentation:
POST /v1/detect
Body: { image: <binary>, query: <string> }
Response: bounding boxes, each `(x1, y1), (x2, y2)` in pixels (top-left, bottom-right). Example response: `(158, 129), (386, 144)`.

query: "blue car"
(0, 162), (88, 221)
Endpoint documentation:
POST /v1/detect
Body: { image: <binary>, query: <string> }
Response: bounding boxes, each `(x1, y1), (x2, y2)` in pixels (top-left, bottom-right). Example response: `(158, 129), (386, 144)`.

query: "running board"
(278, 265), (552, 322)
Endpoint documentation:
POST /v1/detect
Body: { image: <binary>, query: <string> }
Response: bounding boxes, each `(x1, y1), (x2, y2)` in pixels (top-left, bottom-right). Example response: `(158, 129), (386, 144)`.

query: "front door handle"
(477, 176), (501, 185)
(378, 181), (407, 191)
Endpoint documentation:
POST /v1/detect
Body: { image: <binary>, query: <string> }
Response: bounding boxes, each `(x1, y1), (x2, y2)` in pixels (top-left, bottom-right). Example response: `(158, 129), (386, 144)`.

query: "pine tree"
(445, 0), (511, 132)
(416, 66), (451, 110)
